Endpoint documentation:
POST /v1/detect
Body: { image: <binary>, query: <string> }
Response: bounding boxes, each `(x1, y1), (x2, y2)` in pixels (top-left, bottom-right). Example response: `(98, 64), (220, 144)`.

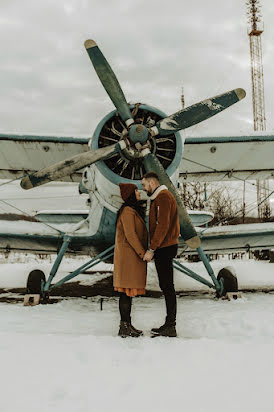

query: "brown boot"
(130, 324), (143, 336)
(118, 321), (141, 338)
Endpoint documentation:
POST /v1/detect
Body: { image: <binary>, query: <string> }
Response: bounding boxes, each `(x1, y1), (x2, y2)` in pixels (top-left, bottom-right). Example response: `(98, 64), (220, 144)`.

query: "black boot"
(151, 323), (167, 334)
(118, 321), (141, 338)
(151, 322), (177, 337)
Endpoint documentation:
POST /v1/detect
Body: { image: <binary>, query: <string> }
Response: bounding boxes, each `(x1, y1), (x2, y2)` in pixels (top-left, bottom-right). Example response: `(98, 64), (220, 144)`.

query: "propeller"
(84, 40), (134, 128)
(20, 141), (126, 190)
(150, 88), (246, 136)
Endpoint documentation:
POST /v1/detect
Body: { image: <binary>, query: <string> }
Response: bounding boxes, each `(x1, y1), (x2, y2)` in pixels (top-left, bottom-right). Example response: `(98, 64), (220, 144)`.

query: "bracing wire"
(182, 156), (259, 190)
(0, 173), (65, 235)
(0, 198), (65, 235)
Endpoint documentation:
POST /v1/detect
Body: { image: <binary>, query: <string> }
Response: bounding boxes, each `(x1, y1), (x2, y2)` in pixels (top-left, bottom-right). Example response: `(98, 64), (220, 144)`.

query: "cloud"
(0, 0), (273, 135)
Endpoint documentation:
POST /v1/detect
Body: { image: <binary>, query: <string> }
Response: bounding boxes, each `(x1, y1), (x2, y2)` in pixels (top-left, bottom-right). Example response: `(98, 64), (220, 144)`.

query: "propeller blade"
(20, 141), (126, 190)
(151, 88), (246, 136)
(142, 151), (200, 249)
(84, 40), (133, 127)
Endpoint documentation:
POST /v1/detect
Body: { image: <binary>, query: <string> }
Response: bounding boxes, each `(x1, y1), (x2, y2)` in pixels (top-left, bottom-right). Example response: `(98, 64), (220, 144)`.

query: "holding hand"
(143, 250), (154, 262)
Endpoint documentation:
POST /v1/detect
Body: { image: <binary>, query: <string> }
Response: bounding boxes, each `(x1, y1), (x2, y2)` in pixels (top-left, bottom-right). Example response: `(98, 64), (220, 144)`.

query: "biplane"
(0, 39), (274, 303)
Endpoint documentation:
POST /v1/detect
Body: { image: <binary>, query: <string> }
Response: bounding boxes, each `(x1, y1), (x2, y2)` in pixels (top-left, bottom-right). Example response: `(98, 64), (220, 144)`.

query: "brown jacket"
(113, 206), (148, 289)
(149, 185), (180, 250)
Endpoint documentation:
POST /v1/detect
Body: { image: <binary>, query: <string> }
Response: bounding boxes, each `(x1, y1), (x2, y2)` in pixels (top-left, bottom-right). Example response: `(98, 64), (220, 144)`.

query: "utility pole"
(181, 87), (185, 109)
(243, 181), (246, 223)
(246, 0), (270, 220)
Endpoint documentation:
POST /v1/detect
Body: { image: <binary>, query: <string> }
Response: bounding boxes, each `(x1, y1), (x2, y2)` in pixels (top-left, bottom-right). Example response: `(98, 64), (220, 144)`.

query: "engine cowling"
(81, 103), (184, 217)
(89, 104), (183, 185)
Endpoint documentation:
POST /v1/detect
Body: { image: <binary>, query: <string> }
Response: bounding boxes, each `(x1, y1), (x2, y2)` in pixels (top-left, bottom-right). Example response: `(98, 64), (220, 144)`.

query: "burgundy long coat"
(113, 206), (148, 289)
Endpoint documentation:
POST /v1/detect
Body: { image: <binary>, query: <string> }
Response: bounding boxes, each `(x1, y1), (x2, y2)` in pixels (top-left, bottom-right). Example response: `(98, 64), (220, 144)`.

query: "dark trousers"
(119, 293), (132, 322)
(154, 244), (178, 324)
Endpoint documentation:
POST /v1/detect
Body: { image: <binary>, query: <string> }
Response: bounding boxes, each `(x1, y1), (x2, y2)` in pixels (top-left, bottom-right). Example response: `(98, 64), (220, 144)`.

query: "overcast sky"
(0, 0), (273, 138)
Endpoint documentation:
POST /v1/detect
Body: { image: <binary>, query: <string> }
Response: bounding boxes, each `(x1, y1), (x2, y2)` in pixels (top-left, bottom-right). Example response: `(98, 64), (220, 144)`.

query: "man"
(142, 172), (180, 337)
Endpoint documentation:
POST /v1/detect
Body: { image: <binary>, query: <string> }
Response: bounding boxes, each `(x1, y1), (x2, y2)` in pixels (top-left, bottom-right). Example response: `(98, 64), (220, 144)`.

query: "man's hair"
(142, 172), (159, 182)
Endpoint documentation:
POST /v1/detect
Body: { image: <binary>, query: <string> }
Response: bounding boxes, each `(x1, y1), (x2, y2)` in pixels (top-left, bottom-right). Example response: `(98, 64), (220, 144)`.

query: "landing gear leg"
(24, 235), (71, 306)
(173, 247), (239, 299)
(24, 240), (115, 305)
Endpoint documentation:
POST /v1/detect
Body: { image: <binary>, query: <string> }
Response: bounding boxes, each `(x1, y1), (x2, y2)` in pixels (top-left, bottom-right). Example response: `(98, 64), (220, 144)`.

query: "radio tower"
(246, 0), (270, 220)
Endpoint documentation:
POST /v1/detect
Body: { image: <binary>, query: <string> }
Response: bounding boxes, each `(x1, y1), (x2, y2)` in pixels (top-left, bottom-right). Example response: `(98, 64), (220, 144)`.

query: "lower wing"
(179, 222), (274, 254)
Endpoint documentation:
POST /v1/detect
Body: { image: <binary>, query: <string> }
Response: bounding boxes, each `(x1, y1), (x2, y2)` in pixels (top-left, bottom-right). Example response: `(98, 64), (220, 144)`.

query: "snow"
(0, 253), (274, 291)
(1, 294), (274, 412)
(0, 256), (274, 411)
(0, 253), (112, 289)
(172, 258), (274, 291)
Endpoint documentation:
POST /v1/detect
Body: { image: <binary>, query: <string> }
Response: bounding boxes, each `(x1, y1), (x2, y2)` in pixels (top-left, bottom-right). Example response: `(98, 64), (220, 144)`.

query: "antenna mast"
(246, 0), (270, 220)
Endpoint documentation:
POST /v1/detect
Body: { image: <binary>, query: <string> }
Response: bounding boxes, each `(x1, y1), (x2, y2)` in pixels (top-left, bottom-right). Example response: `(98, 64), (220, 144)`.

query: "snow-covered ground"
(0, 256), (274, 411)
(0, 252), (274, 292)
(1, 293), (274, 412)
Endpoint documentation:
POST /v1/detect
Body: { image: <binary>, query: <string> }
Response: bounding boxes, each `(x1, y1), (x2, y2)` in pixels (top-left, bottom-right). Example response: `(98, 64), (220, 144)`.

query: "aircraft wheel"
(217, 266), (238, 296)
(26, 269), (46, 294)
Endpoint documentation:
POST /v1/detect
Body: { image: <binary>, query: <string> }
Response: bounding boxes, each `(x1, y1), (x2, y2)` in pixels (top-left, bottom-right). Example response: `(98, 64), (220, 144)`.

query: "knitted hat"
(119, 183), (137, 201)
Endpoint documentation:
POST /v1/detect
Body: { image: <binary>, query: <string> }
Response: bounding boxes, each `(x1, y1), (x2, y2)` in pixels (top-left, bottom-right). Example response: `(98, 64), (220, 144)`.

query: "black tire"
(217, 266), (238, 296)
(26, 270), (46, 294)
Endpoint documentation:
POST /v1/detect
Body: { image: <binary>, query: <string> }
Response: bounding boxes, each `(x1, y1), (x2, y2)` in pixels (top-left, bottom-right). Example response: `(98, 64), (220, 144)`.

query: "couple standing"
(113, 172), (180, 338)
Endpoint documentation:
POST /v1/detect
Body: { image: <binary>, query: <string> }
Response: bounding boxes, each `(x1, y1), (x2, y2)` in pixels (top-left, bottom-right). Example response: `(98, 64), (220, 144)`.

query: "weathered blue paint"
(36, 211), (89, 224)
(43, 236), (71, 293)
(35, 209), (212, 227)
(91, 104), (183, 187)
(97, 207), (117, 244)
(185, 135), (274, 144)
(49, 245), (114, 291)
(156, 89), (245, 136)
(196, 246), (222, 294)
(2, 133), (274, 145)
(85, 40), (133, 123)
(0, 207), (117, 255)
(199, 229), (274, 240)
(129, 124), (149, 144)
(0, 134), (89, 144)
(1, 213), (274, 256)
(173, 248), (224, 294)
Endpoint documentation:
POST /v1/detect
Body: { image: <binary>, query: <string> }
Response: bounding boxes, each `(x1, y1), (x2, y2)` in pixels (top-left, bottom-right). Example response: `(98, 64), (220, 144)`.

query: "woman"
(113, 183), (148, 338)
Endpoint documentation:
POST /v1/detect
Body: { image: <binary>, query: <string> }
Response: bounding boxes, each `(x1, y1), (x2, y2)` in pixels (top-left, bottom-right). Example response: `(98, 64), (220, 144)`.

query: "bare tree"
(207, 187), (241, 225)
(180, 182), (205, 210)
(181, 182), (241, 226)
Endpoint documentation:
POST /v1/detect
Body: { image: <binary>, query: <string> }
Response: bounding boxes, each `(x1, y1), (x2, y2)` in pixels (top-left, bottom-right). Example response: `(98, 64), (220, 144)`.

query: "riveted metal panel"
(0, 135), (89, 181)
(180, 135), (274, 181)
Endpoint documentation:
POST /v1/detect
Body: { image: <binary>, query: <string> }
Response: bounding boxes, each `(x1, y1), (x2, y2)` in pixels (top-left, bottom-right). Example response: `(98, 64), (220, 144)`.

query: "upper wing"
(181, 134), (274, 181)
(0, 134), (89, 181)
(179, 222), (274, 255)
(2, 133), (274, 183)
